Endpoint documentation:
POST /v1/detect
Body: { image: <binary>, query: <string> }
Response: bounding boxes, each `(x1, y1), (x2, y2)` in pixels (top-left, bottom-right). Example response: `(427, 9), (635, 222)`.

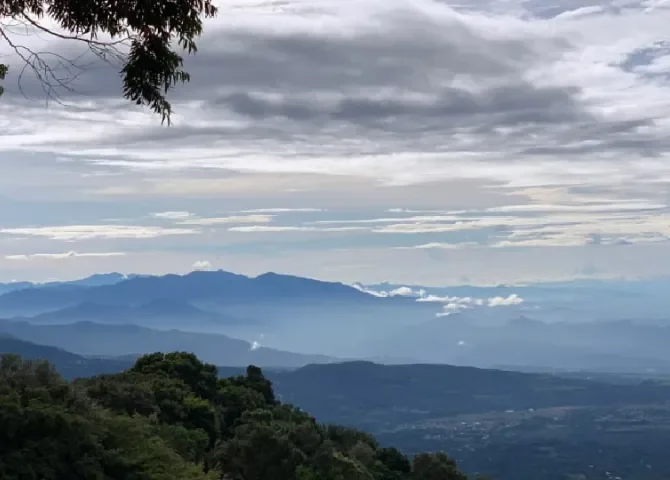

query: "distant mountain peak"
(0, 268), (383, 318)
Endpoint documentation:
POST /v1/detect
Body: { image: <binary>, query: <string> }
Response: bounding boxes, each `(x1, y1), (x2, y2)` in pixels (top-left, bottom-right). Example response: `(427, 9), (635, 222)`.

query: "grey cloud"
(177, 11), (559, 98)
(519, 118), (665, 157)
(217, 83), (585, 126)
(2, 8), (549, 100)
(3, 0), (670, 168)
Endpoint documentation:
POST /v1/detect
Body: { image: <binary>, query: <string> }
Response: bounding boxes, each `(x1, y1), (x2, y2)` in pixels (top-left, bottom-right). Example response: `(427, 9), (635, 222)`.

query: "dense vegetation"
(6, 337), (670, 479)
(0, 351), (476, 480)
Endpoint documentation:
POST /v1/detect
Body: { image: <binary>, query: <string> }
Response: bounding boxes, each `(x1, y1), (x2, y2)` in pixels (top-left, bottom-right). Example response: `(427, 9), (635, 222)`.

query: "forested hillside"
(0, 351), (476, 480)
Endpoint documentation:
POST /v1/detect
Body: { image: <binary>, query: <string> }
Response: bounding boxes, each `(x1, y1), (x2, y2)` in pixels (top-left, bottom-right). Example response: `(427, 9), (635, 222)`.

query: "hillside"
(0, 335), (133, 377)
(4, 339), (670, 479)
(0, 319), (335, 367)
(1, 351), (469, 480)
(268, 362), (670, 428)
(5, 336), (670, 422)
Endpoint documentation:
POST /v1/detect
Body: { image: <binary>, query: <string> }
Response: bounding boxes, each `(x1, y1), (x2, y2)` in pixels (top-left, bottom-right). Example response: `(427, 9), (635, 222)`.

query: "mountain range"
(5, 270), (670, 373)
(0, 272), (138, 296)
(19, 299), (254, 332)
(0, 270), (380, 315)
(0, 270), (435, 358)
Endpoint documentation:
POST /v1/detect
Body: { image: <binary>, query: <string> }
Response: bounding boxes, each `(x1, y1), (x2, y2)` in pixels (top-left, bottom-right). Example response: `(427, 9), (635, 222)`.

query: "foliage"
(0, 63), (6, 96)
(0, 0), (217, 122)
(0, 351), (473, 480)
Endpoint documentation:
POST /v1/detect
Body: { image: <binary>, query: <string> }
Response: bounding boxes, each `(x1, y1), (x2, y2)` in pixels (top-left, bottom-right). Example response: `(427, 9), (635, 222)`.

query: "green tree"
(131, 352), (219, 401)
(0, 352), (475, 480)
(0, 0), (216, 122)
(411, 452), (468, 480)
(0, 63), (6, 97)
(0, 354), (214, 479)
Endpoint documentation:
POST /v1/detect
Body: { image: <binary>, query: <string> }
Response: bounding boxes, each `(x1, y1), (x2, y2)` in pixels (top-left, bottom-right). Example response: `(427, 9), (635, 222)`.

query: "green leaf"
(0, 64), (7, 98)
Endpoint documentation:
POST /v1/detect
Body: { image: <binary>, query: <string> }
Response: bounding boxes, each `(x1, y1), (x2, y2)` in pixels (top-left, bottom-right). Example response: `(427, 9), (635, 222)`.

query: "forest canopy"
(0, 351), (475, 480)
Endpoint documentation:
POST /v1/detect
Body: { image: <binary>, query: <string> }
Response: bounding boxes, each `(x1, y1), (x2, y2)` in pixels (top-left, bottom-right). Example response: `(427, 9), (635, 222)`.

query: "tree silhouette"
(0, 0), (217, 123)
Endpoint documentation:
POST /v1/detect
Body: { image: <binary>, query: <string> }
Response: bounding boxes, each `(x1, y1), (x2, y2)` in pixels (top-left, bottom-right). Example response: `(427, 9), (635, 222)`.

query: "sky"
(1, 0), (670, 286)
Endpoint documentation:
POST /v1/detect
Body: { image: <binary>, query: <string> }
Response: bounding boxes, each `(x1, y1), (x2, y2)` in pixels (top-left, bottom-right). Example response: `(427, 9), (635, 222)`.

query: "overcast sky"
(1, 0), (670, 285)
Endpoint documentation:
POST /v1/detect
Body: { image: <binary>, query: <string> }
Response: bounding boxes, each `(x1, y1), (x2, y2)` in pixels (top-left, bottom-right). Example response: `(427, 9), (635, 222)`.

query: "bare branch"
(19, 14), (132, 47)
(0, 17), (129, 109)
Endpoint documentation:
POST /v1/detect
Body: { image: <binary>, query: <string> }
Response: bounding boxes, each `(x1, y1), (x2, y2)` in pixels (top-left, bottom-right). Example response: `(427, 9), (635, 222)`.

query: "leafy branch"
(0, 0), (217, 123)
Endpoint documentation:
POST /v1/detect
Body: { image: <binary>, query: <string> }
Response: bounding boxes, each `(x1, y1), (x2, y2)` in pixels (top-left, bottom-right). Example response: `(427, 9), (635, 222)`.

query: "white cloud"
(312, 215), (463, 225)
(436, 302), (471, 317)
(4, 251), (125, 260)
(0, 225), (198, 241)
(351, 284), (425, 297)
(192, 260), (213, 271)
(388, 286), (420, 297)
(351, 283), (388, 297)
(239, 208), (325, 213)
(357, 284), (524, 314)
(229, 225), (367, 232)
(417, 292), (523, 315)
(554, 6), (605, 20)
(250, 340), (262, 351)
(152, 211), (194, 219)
(417, 295), (481, 305)
(488, 294), (524, 307)
(398, 242), (480, 250)
(178, 215), (274, 226)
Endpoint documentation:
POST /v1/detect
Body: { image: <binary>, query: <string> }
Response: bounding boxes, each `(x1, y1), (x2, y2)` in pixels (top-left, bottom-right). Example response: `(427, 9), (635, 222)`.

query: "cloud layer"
(2, 0), (670, 284)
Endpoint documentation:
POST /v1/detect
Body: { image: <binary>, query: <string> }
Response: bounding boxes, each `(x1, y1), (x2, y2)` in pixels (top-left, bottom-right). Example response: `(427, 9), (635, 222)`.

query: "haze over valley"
(4, 270), (670, 374)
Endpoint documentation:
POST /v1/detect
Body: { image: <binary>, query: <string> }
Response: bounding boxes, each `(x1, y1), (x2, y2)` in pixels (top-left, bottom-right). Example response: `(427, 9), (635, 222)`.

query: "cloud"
(250, 340), (262, 351)
(357, 283), (524, 313)
(178, 215), (274, 226)
(4, 0), (670, 184)
(4, 251), (125, 260)
(416, 291), (524, 315)
(398, 242), (480, 250)
(417, 295), (483, 305)
(0, 225), (198, 241)
(388, 286), (422, 297)
(5, 0), (670, 285)
(238, 193), (670, 250)
(351, 284), (425, 298)
(229, 225), (367, 232)
(239, 208), (324, 213)
(351, 283), (388, 297)
(192, 260), (213, 271)
(553, 6), (606, 20)
(152, 211), (194, 219)
(488, 294), (524, 307)
(436, 302), (472, 317)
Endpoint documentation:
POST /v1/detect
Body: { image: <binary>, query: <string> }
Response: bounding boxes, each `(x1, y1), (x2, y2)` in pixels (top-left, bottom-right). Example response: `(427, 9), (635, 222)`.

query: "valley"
(4, 271), (670, 479)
